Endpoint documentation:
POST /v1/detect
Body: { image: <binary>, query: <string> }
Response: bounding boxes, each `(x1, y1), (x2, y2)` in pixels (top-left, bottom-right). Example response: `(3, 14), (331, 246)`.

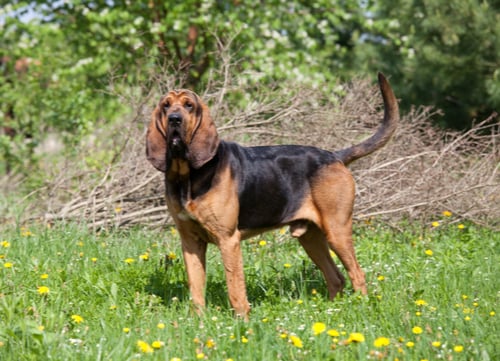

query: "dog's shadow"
(145, 257), (328, 311)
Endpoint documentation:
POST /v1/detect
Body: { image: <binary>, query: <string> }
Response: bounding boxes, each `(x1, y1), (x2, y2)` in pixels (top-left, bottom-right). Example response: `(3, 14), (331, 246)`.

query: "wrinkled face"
(158, 89), (202, 157)
(147, 88), (219, 172)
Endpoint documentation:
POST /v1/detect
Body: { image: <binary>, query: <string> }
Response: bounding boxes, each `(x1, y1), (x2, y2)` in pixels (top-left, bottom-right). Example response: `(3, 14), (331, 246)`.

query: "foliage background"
(1, 0), (499, 177)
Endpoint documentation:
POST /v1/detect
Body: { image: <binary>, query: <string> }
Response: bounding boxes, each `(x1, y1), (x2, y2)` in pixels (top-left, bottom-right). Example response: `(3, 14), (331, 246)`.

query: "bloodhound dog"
(146, 73), (399, 318)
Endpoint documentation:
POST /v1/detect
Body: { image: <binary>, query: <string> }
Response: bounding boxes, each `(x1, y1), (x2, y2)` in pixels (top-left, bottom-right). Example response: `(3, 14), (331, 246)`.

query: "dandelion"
(91, 257), (97, 263)
(412, 326), (423, 335)
(311, 289), (317, 295)
(40, 273), (49, 279)
(377, 275), (385, 281)
(312, 322), (326, 335)
(157, 322), (166, 329)
(490, 311), (495, 316)
(289, 335), (303, 348)
(431, 221), (439, 228)
(241, 336), (248, 343)
(137, 340), (154, 353)
(170, 358), (181, 361)
(374, 337), (390, 347)
(206, 339), (216, 348)
(37, 325), (45, 331)
(151, 340), (163, 349)
(280, 333), (288, 339)
(3, 262), (13, 268)
(425, 249), (433, 256)
(453, 345), (464, 353)
(262, 318), (269, 323)
(348, 332), (365, 343)
(415, 299), (427, 306)
(196, 352), (205, 359)
(1, 241), (10, 248)
(442, 210), (452, 217)
(37, 286), (50, 295)
(259, 240), (267, 246)
(124, 258), (134, 264)
(279, 227), (286, 235)
(139, 253), (149, 261)
(123, 327), (130, 333)
(71, 314), (84, 324)
(416, 311), (422, 316)
(284, 263), (292, 268)
(167, 252), (177, 260)
(406, 341), (415, 348)
(457, 224), (465, 229)
(464, 316), (471, 321)
(109, 305), (117, 310)
(327, 329), (340, 337)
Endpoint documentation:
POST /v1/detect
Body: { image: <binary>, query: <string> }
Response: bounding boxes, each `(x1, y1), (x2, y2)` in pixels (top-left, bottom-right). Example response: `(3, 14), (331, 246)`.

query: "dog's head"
(146, 89), (219, 172)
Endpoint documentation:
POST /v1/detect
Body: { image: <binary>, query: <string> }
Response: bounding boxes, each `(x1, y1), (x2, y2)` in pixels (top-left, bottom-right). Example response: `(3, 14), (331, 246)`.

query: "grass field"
(0, 215), (498, 360)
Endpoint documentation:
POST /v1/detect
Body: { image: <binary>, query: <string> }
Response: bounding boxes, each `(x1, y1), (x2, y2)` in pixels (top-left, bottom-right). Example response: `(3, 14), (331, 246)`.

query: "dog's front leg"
(180, 235), (208, 314)
(218, 231), (250, 320)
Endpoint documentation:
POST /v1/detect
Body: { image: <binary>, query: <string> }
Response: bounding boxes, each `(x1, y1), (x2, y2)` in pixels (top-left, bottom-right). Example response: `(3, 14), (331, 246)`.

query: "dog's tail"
(336, 73), (399, 166)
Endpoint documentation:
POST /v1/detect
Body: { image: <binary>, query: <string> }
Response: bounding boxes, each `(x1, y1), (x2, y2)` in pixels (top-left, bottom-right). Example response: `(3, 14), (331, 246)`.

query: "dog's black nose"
(168, 113), (182, 126)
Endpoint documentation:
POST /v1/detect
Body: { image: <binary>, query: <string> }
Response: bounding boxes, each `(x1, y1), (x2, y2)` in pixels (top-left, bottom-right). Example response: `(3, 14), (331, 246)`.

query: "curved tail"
(336, 73), (399, 165)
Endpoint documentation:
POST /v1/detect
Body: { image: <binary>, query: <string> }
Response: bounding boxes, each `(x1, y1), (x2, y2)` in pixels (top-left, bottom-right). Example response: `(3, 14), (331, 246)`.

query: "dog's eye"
(163, 101), (170, 110)
(184, 101), (194, 111)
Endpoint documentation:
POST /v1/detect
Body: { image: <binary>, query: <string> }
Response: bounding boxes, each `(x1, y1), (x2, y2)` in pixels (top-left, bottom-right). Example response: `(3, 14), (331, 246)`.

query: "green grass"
(0, 217), (498, 360)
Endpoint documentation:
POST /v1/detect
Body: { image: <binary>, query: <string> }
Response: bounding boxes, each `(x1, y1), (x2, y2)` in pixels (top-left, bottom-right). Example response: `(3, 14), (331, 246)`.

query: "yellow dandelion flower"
(279, 227), (286, 235)
(206, 339), (216, 348)
(406, 341), (415, 348)
(169, 227), (178, 236)
(262, 317), (269, 323)
(167, 252), (177, 260)
(226, 359), (234, 361)
(432, 341), (441, 347)
(124, 258), (134, 264)
(91, 257), (97, 263)
(123, 327), (130, 333)
(289, 335), (303, 348)
(425, 249), (433, 256)
(416, 311), (422, 316)
(312, 322), (326, 335)
(37, 325), (45, 331)
(152, 340), (163, 349)
(442, 210), (452, 217)
(170, 358), (181, 361)
(296, 299), (303, 305)
(109, 305), (117, 310)
(373, 337), (390, 347)
(457, 224), (465, 229)
(284, 263), (292, 268)
(464, 316), (471, 321)
(377, 275), (385, 281)
(37, 286), (50, 295)
(71, 314), (84, 324)
(241, 336), (248, 343)
(1, 241), (10, 248)
(490, 311), (495, 316)
(40, 273), (49, 279)
(4, 262), (13, 269)
(157, 322), (166, 329)
(462, 294), (468, 300)
(453, 345), (464, 353)
(327, 329), (340, 337)
(415, 299), (427, 306)
(137, 340), (154, 353)
(431, 221), (439, 228)
(196, 352), (205, 359)
(259, 240), (267, 246)
(348, 332), (365, 343)
(412, 326), (423, 335)
(139, 253), (149, 261)
(280, 333), (288, 339)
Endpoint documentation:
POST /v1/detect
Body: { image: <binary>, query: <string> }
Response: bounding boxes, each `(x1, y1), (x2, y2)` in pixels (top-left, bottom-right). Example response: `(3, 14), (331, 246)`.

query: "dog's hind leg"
(297, 224), (346, 299)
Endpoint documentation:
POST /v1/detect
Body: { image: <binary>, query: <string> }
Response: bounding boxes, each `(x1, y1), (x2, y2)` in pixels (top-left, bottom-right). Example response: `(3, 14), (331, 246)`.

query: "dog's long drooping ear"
(146, 105), (167, 172)
(188, 100), (220, 169)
